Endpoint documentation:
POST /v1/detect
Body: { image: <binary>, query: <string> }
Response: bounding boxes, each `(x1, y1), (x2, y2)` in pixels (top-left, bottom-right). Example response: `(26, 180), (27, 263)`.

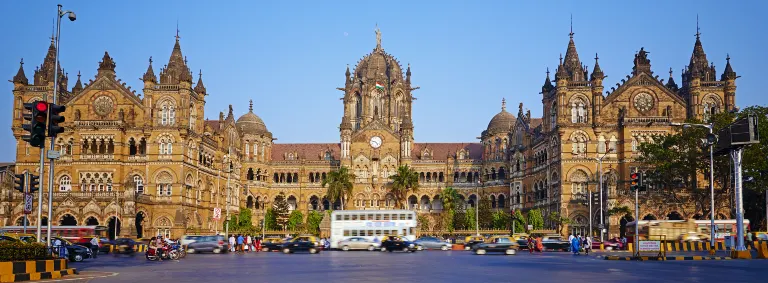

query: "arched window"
(597, 135), (606, 153)
(570, 132), (588, 156)
(570, 97), (588, 123)
(570, 170), (589, 196)
(189, 106), (196, 130)
(354, 92), (362, 130)
(702, 95), (721, 121)
(134, 175), (144, 194)
(550, 102), (557, 129)
(161, 105), (169, 125)
(58, 175), (71, 191)
(156, 172), (173, 197)
(631, 137), (638, 152)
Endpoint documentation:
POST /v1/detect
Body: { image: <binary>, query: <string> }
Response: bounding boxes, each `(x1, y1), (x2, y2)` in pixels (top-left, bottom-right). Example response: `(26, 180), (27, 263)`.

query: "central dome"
(236, 100), (269, 135)
(486, 99), (516, 133)
(352, 28), (403, 82)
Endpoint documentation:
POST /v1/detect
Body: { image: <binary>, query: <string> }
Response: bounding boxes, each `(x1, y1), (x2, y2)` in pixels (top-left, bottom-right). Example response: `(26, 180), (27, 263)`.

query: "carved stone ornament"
(633, 92), (654, 112)
(93, 95), (115, 117)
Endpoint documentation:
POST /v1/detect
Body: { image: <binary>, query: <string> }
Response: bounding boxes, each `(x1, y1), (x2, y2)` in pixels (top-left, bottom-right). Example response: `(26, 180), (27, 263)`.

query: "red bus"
(1, 225), (108, 245)
(626, 219), (749, 243)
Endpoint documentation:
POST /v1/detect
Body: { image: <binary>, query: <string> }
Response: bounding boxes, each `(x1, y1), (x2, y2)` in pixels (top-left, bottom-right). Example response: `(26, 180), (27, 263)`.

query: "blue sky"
(1, 0), (766, 162)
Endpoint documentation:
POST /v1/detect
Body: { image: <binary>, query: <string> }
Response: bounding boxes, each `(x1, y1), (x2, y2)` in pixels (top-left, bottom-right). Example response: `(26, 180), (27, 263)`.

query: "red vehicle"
(1, 225), (107, 245)
(592, 237), (624, 250)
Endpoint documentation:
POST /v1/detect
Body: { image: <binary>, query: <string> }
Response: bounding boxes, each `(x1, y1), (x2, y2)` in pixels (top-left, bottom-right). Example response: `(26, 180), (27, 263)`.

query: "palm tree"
(440, 187), (459, 211)
(389, 165), (419, 209)
(322, 166), (354, 210)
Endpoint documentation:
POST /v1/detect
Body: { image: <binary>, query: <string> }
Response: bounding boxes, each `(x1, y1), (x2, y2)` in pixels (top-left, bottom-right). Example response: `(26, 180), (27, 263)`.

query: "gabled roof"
(412, 143), (482, 160)
(603, 72), (686, 106)
(271, 143), (341, 161)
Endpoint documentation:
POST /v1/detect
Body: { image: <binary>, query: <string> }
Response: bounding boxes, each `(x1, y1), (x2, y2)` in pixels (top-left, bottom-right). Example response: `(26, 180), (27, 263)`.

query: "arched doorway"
(309, 196), (319, 210)
(60, 214), (77, 226)
(642, 214), (657, 220)
(108, 217), (121, 240)
(41, 217), (48, 226)
(86, 217), (99, 226)
(246, 196), (254, 209)
(322, 198), (330, 210)
(408, 195), (418, 210)
(15, 217), (29, 226)
(667, 211), (683, 220)
(135, 212), (145, 239)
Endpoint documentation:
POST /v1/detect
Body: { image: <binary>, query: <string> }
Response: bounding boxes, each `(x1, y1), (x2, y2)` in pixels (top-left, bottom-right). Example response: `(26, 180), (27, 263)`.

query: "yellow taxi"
(261, 237), (284, 252)
(464, 235), (486, 250)
(4, 233), (38, 243)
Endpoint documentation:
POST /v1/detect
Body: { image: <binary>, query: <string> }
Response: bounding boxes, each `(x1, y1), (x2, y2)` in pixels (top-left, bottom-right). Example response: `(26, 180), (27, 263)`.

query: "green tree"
(453, 211), (467, 231)
(306, 210), (323, 235)
(465, 207), (477, 232)
(527, 209), (544, 231)
(418, 215), (430, 231)
(440, 187), (459, 233)
(322, 166), (355, 210)
(547, 211), (571, 235)
(273, 192), (290, 229)
(237, 207), (253, 228)
(264, 208), (278, 230)
(491, 210), (509, 230)
(478, 199), (493, 229)
(389, 165), (420, 209)
(511, 210), (525, 233)
(287, 210), (305, 231)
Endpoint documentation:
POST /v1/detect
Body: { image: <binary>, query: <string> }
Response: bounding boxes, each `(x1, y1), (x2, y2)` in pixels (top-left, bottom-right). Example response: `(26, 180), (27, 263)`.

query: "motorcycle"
(170, 243), (186, 258)
(146, 245), (178, 261)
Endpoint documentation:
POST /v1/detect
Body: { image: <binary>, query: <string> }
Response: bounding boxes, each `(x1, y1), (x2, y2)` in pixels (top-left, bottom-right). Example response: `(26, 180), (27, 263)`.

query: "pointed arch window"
(550, 103), (557, 129)
(58, 175), (71, 191)
(189, 106), (196, 130)
(134, 175), (144, 194)
(570, 97), (588, 123)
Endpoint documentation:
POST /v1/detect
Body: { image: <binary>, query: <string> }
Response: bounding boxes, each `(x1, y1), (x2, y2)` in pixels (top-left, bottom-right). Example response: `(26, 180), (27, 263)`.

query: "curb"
(604, 256), (732, 261)
(0, 268), (77, 283)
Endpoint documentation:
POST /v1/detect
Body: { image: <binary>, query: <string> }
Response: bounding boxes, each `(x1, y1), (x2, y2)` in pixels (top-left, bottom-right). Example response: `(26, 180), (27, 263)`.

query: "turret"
(541, 68), (553, 94)
(665, 68), (679, 92)
(71, 71), (83, 95)
(97, 51), (116, 78)
(591, 54), (605, 123)
(722, 54), (738, 111)
(194, 70), (207, 95)
(12, 58), (28, 88)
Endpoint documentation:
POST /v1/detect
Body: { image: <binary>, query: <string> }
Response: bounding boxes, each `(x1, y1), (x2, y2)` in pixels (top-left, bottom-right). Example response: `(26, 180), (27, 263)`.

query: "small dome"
(236, 100), (269, 135)
(486, 99), (515, 133)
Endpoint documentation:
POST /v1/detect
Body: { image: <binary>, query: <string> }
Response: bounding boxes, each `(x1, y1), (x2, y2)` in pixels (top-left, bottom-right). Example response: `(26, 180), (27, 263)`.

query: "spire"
(665, 67), (679, 91)
(98, 51), (116, 72)
(501, 98), (507, 112)
(12, 58), (28, 85)
(194, 69), (207, 95)
(249, 99), (254, 112)
(555, 54), (568, 81)
(345, 64), (350, 78)
(34, 36), (61, 85)
(721, 54), (737, 80)
(142, 56), (157, 83)
(563, 17), (583, 81)
(227, 104), (234, 120)
(542, 67), (553, 92)
(160, 27), (192, 84)
(72, 71), (83, 93)
(591, 53), (604, 81)
(688, 15), (709, 80)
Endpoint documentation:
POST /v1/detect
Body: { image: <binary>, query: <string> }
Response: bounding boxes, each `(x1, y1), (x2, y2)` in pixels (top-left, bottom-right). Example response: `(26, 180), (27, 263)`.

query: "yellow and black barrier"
(628, 241), (766, 252)
(604, 255), (731, 261)
(0, 259), (76, 282)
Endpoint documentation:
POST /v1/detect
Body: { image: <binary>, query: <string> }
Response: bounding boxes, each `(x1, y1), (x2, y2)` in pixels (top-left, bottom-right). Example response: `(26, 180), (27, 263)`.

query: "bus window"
(336, 215), (341, 221)
(344, 230), (350, 236)
(375, 214), (382, 220)
(351, 230), (358, 236)
(399, 214), (406, 220)
(344, 215), (350, 221)
(383, 214), (390, 221)
(409, 227), (415, 235)
(407, 214), (414, 220)
(360, 214), (366, 221)
(351, 214), (358, 221)
(367, 214), (374, 220)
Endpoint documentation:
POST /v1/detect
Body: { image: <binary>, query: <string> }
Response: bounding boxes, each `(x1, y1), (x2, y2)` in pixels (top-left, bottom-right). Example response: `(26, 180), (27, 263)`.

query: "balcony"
(74, 120), (124, 128)
(158, 155), (173, 161)
(80, 154), (114, 161)
(127, 155), (148, 162)
(50, 191), (119, 201)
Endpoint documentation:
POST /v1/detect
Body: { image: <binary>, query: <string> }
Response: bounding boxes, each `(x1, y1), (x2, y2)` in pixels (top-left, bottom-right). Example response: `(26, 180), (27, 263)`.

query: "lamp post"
(475, 176), (484, 236)
(43, 4), (76, 247)
(223, 149), (232, 238)
(671, 122), (716, 252)
(593, 148), (613, 242)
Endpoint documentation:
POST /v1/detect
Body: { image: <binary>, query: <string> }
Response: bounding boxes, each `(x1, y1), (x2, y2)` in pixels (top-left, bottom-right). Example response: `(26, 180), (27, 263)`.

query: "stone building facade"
(3, 27), (736, 238)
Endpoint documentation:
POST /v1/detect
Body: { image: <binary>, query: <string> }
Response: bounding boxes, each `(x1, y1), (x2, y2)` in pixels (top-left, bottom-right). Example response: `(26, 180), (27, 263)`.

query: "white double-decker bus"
(329, 210), (417, 249)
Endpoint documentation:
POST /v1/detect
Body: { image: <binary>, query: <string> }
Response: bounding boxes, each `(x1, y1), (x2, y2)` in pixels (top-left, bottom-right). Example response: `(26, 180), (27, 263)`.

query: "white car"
(337, 237), (381, 251)
(180, 235), (204, 246)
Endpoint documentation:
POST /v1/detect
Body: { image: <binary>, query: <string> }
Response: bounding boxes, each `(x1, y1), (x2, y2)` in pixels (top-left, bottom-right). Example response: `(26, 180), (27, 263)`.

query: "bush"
(0, 241), (50, 261)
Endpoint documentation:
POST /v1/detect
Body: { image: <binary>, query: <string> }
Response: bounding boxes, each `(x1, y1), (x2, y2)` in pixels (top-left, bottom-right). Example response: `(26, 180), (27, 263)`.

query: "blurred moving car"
(514, 234), (530, 250)
(337, 237), (380, 251)
(591, 237), (623, 250)
(51, 236), (92, 262)
(473, 236), (519, 255)
(414, 236), (452, 251)
(463, 235), (486, 250)
(280, 236), (321, 254)
(756, 232), (768, 241)
(186, 235), (228, 254)
(380, 235), (421, 252)
(112, 238), (137, 255)
(678, 232), (709, 242)
(541, 235), (570, 251)
(261, 237), (284, 252)
(180, 235), (205, 246)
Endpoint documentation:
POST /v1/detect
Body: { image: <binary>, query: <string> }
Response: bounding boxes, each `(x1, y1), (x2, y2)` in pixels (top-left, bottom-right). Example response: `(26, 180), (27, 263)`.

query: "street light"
(593, 147), (613, 242)
(671, 122), (716, 253)
(475, 176), (484, 236)
(42, 4), (76, 247)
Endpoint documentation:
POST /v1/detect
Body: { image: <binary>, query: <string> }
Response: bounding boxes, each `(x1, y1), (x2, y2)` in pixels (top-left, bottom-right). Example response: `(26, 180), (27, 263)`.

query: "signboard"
(23, 193), (33, 214)
(212, 207), (221, 220)
(638, 240), (661, 252)
(527, 225), (533, 231)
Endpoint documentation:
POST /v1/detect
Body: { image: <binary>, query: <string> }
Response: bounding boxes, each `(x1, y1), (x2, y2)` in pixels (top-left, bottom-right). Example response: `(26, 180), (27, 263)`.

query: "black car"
(379, 236), (421, 252)
(66, 244), (93, 262)
(541, 235), (570, 251)
(112, 238), (137, 255)
(280, 237), (321, 254)
(261, 237), (284, 252)
(473, 236), (518, 255)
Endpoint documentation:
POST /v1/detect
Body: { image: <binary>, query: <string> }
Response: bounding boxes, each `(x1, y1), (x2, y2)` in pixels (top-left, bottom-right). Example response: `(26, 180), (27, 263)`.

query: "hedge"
(0, 241), (51, 261)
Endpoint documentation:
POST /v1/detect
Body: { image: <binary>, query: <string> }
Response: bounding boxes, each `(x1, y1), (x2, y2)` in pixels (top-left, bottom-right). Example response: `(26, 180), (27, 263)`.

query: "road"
(54, 250), (766, 283)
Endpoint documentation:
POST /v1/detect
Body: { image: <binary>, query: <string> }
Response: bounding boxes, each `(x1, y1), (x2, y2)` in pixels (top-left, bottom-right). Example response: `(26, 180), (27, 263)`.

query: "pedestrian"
(585, 236), (592, 255)
(571, 235), (580, 255)
(527, 237), (534, 254)
(90, 236), (100, 258)
(255, 237), (262, 252)
(536, 236), (543, 253)
(568, 233), (574, 243)
(229, 235), (236, 252)
(53, 237), (62, 258)
(237, 234), (244, 253)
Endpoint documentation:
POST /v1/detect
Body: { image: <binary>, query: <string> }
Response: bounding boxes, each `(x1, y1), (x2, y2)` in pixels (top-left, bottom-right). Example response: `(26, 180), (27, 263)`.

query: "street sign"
(23, 193), (33, 214)
(213, 207), (221, 220)
(47, 150), (61, 159)
(527, 225), (533, 231)
(638, 240), (661, 252)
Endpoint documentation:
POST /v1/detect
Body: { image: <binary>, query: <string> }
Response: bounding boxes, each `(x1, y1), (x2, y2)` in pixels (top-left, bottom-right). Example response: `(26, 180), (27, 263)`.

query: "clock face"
(370, 136), (382, 148)
(633, 93), (654, 112)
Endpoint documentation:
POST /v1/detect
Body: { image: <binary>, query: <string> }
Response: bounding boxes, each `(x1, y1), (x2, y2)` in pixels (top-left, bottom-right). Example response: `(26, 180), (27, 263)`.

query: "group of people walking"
(568, 234), (592, 255)
(228, 234), (261, 252)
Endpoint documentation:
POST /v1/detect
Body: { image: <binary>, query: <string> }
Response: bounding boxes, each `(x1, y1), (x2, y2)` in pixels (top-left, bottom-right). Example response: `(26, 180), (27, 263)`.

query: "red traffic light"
(35, 101), (48, 112)
(630, 173), (639, 179)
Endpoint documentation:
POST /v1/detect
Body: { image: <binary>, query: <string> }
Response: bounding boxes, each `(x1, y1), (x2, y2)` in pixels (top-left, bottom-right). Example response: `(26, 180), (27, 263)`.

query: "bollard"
(627, 243), (633, 252)
(600, 243), (604, 251)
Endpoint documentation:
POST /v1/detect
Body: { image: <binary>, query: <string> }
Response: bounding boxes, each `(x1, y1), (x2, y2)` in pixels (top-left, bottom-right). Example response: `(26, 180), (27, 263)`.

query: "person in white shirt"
(90, 237), (99, 258)
(568, 234), (574, 243)
(228, 235), (236, 252)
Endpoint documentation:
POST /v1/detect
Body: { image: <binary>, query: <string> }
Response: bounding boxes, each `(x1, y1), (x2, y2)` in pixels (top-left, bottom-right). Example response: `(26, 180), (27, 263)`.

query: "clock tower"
(337, 27), (416, 202)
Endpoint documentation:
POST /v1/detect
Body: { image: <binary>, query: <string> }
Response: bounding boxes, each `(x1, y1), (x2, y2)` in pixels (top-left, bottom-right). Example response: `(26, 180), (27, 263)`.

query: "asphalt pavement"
(55, 250), (767, 283)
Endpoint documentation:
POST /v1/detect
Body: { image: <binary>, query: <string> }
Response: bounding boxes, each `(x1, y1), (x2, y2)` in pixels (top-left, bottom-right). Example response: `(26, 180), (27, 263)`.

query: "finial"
(569, 14), (574, 38)
(176, 20), (181, 41)
(559, 53), (563, 65)
(594, 53), (599, 61)
(77, 70), (81, 78)
(546, 67), (550, 77)
(184, 56), (188, 65)
(501, 98), (506, 111)
(695, 14), (701, 39)
(50, 19), (55, 43)
(249, 99), (253, 112)
(149, 56), (153, 64)
(726, 53), (731, 62)
(228, 104), (233, 114)
(20, 58), (23, 66)
(669, 67), (673, 77)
